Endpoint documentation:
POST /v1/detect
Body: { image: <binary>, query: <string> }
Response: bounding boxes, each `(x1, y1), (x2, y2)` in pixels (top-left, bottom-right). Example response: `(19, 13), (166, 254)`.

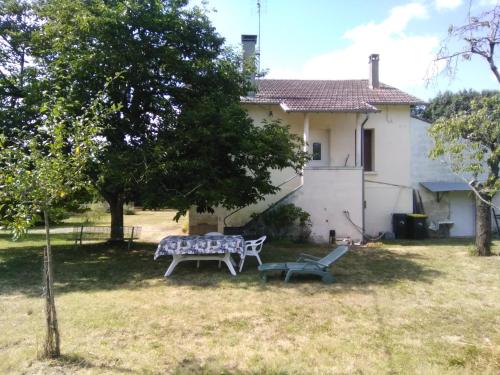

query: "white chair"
(239, 236), (267, 272)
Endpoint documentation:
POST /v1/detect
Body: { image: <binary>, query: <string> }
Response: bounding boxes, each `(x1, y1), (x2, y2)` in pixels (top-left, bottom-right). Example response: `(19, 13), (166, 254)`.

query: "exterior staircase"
(223, 180), (303, 238)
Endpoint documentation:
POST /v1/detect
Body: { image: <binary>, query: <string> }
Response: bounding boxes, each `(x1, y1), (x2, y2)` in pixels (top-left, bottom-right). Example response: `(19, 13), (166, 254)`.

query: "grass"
(0, 232), (499, 374)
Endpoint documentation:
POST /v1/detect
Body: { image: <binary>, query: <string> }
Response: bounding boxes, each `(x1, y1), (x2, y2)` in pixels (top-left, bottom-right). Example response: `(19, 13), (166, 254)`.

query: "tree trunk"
(107, 194), (124, 241)
(475, 196), (492, 256)
(42, 209), (61, 358)
(486, 56), (500, 84)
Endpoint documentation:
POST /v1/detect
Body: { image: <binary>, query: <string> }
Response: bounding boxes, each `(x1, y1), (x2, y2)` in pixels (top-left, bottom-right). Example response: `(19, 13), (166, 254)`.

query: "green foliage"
(0, 92), (111, 238)
(257, 203), (312, 242)
(417, 90), (499, 122)
(428, 94), (500, 198)
(467, 245), (479, 256)
(34, 207), (70, 226)
(0, 0), (44, 139)
(76, 202), (109, 224)
(29, 0), (307, 226)
(124, 203), (136, 215)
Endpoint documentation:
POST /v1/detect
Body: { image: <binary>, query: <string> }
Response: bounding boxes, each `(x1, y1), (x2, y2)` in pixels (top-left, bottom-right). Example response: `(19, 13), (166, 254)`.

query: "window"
(312, 142), (321, 160)
(363, 129), (374, 171)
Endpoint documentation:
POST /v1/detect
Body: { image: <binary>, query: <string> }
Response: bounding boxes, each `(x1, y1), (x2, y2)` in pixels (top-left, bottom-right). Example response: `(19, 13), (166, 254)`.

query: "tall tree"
(35, 0), (307, 240)
(428, 94), (500, 256)
(435, 4), (500, 83)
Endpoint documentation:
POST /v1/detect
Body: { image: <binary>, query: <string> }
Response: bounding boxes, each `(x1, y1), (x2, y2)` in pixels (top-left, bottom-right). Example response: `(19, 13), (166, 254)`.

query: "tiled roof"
(241, 79), (424, 113)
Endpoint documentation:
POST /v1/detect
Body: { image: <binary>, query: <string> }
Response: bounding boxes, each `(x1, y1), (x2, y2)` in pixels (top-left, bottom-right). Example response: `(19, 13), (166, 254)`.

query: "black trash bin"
(406, 214), (428, 239)
(392, 213), (409, 239)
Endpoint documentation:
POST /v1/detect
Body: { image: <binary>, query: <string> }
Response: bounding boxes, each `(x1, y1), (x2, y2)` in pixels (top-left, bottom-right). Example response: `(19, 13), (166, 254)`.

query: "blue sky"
(194, 0), (499, 100)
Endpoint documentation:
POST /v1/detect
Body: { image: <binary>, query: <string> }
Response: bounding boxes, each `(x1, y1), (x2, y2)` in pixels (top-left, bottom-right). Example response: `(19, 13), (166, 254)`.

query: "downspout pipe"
(360, 113), (370, 243)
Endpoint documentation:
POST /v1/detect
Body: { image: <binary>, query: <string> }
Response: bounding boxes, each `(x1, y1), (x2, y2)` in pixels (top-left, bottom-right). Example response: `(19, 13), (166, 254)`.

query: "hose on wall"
(343, 210), (385, 242)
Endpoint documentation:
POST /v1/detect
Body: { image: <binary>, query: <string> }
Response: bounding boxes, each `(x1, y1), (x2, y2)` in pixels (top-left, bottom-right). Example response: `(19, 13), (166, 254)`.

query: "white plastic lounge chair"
(258, 245), (349, 283)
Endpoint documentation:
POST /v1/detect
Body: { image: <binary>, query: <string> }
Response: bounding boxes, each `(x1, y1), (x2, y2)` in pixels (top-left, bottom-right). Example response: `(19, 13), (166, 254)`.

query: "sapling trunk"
(42, 209), (61, 358)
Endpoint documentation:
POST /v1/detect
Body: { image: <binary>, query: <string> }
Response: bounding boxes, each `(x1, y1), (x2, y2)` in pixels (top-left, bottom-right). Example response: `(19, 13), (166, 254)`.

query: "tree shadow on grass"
(381, 237), (476, 247)
(168, 355), (290, 375)
(0, 239), (164, 297)
(338, 246), (442, 285)
(246, 245), (443, 292)
(32, 353), (139, 374)
(38, 353), (290, 375)
(0, 237), (442, 296)
(155, 244), (443, 292)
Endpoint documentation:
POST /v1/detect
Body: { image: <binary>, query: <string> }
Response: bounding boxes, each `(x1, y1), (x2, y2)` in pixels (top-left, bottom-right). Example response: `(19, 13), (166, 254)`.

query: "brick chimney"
(369, 54), (380, 89)
(242, 34), (257, 95)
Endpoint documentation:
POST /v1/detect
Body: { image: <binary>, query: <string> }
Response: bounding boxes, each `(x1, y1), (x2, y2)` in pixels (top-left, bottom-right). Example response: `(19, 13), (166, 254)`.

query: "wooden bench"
(73, 226), (141, 250)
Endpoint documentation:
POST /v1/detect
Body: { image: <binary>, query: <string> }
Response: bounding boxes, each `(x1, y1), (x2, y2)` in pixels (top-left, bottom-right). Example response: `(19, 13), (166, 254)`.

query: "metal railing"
(223, 174), (302, 227)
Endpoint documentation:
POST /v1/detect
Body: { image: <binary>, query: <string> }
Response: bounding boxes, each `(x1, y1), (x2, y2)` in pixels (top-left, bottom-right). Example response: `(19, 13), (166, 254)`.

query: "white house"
(189, 35), (426, 242)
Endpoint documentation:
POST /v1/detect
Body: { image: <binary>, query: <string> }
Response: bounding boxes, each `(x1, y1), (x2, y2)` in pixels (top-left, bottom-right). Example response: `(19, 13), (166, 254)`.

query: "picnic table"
(154, 234), (245, 277)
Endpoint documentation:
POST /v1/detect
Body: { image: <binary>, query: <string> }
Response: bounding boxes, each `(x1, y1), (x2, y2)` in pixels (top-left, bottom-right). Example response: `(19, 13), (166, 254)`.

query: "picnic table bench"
(73, 225), (141, 250)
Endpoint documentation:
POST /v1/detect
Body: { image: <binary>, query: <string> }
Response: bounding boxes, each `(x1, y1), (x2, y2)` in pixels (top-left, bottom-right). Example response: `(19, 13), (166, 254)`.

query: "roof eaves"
(367, 98), (426, 106)
(283, 107), (380, 113)
(280, 102), (290, 112)
(240, 97), (281, 105)
(420, 181), (471, 192)
(364, 103), (381, 113)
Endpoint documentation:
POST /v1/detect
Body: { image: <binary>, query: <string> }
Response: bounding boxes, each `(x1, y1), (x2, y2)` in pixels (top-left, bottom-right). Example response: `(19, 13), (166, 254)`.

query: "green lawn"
(0, 233), (499, 374)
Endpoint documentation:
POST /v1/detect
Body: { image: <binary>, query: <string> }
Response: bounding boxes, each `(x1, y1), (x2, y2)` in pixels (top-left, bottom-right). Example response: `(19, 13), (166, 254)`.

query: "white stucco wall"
(409, 117), (460, 184)
(307, 112), (358, 167)
(219, 104), (363, 234)
(244, 105), (359, 168)
(189, 104), (416, 241)
(242, 105), (364, 242)
(363, 105), (413, 235)
(285, 167), (363, 243)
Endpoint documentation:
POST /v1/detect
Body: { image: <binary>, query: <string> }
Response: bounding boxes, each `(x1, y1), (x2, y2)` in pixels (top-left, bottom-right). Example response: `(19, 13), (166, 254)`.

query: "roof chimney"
(368, 54), (380, 89)
(242, 34), (257, 95)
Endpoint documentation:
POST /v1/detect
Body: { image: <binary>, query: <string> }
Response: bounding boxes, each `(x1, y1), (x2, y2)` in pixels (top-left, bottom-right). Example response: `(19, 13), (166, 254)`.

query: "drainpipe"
(302, 112), (310, 185)
(360, 114), (369, 243)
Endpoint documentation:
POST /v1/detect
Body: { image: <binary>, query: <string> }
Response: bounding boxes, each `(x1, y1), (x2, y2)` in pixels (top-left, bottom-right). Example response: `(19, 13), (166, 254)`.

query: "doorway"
(449, 192), (475, 237)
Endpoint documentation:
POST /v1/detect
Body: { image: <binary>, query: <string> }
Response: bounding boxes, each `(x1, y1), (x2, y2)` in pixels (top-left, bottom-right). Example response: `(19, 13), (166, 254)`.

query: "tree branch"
(432, 4), (500, 84)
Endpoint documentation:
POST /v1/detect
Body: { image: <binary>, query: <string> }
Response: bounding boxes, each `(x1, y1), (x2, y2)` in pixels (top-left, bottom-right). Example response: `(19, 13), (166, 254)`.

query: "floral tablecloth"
(154, 235), (244, 259)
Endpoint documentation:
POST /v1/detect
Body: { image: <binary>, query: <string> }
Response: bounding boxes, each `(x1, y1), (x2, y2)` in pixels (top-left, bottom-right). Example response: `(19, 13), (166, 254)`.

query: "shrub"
(256, 203), (311, 242)
(124, 204), (136, 215)
(34, 205), (77, 225)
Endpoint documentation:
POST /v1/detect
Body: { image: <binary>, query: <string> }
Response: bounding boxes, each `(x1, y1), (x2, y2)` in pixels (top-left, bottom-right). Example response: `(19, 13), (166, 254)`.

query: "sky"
(193, 0), (499, 100)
